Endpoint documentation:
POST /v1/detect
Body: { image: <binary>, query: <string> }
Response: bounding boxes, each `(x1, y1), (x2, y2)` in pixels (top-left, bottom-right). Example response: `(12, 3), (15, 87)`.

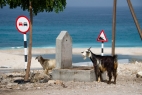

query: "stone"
(13, 77), (24, 81)
(55, 80), (63, 85)
(48, 80), (55, 85)
(55, 80), (67, 88)
(6, 83), (18, 89)
(1, 78), (11, 84)
(136, 71), (142, 78)
(0, 75), (3, 82)
(5, 72), (25, 78)
(25, 83), (34, 89)
(30, 72), (50, 83)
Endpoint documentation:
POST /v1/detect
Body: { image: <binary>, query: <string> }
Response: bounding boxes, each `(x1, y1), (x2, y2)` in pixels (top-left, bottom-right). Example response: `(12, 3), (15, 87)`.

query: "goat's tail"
(113, 55), (117, 60)
(113, 55), (118, 69)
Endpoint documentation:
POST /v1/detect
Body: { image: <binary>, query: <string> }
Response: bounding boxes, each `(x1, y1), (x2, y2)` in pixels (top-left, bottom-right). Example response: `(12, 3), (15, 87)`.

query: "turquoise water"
(0, 6), (142, 49)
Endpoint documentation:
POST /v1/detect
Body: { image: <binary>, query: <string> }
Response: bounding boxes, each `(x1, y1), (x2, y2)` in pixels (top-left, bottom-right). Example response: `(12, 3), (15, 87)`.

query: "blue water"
(0, 6), (142, 49)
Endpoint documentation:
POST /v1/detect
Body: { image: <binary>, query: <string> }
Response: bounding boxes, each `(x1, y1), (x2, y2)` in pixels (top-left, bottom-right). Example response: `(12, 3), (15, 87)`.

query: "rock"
(37, 87), (41, 89)
(55, 80), (63, 85)
(30, 72), (51, 83)
(0, 75), (3, 82)
(1, 78), (12, 84)
(13, 77), (24, 81)
(0, 85), (6, 88)
(48, 80), (55, 85)
(25, 83), (34, 90)
(136, 71), (142, 78)
(5, 73), (25, 78)
(6, 83), (18, 89)
(55, 80), (67, 88)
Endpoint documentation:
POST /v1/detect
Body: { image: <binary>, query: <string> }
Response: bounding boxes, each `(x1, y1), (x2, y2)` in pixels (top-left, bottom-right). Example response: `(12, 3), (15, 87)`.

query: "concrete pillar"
(56, 31), (72, 69)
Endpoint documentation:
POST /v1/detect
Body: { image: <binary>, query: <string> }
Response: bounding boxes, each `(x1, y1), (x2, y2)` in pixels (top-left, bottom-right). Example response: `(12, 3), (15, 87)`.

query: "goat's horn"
(88, 47), (92, 50)
(35, 57), (38, 60)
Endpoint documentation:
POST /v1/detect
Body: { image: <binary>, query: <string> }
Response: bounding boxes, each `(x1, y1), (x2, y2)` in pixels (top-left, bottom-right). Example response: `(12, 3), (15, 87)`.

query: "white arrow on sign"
(16, 16), (30, 34)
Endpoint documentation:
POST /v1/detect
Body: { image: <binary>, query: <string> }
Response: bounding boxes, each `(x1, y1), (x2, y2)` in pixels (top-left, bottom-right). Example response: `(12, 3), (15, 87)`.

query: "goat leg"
(44, 69), (49, 75)
(113, 69), (117, 84)
(100, 71), (104, 82)
(107, 71), (112, 84)
(94, 65), (100, 81)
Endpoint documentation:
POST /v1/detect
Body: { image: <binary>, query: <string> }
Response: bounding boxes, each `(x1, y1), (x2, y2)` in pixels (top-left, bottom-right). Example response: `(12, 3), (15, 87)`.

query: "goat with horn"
(81, 47), (118, 84)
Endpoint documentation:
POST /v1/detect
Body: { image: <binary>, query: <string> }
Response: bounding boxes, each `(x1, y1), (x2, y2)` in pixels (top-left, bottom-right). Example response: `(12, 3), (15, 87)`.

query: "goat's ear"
(86, 51), (90, 53)
(81, 52), (84, 53)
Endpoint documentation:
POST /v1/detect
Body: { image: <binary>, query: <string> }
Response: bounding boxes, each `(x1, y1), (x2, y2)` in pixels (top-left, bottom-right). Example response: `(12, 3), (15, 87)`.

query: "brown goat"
(35, 55), (56, 74)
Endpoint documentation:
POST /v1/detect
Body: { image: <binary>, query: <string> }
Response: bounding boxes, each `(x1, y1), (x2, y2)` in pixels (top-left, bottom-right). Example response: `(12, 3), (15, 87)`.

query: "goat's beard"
(83, 56), (87, 60)
(88, 52), (91, 58)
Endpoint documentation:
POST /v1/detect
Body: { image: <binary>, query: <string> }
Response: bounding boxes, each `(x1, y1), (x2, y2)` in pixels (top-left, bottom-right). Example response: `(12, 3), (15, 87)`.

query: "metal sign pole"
(16, 15), (30, 71)
(101, 42), (104, 56)
(97, 30), (107, 56)
(23, 34), (27, 71)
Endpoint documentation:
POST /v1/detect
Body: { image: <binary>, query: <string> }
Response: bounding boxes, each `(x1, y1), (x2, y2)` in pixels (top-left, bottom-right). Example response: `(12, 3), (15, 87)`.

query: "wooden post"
(127, 0), (142, 39)
(112, 0), (117, 56)
(24, 1), (33, 81)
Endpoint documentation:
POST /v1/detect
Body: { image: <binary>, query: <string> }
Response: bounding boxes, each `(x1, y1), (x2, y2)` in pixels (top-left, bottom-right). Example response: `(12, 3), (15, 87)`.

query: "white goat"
(35, 55), (56, 74)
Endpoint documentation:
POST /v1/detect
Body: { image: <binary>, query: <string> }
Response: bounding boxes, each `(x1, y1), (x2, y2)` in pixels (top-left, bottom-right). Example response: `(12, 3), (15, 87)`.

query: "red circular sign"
(16, 16), (30, 34)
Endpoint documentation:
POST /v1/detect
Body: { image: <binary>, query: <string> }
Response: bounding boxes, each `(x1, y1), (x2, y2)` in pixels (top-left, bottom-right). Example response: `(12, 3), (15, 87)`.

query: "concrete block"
(52, 66), (106, 82)
(56, 31), (72, 69)
(52, 68), (95, 82)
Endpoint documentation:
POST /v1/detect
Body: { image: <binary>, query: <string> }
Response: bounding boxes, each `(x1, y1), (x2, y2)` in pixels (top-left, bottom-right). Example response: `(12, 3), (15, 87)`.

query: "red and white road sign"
(16, 16), (30, 34)
(97, 30), (108, 42)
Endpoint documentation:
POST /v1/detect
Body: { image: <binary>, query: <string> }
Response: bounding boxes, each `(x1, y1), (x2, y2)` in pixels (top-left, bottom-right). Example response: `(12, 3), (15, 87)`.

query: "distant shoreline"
(0, 47), (142, 55)
(0, 46), (142, 50)
(0, 47), (142, 69)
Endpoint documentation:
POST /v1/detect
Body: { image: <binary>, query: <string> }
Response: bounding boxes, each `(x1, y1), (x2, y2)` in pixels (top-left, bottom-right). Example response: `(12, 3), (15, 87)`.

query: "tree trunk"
(127, 0), (142, 39)
(112, 0), (117, 56)
(24, 1), (33, 81)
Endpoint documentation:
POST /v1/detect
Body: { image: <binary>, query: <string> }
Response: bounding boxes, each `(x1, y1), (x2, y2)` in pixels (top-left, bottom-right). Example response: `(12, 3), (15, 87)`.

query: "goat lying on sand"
(35, 55), (56, 75)
(81, 47), (118, 84)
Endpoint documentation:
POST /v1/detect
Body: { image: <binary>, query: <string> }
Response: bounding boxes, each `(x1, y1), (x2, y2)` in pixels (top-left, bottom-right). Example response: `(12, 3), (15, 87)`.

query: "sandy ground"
(0, 47), (142, 95)
(0, 47), (142, 69)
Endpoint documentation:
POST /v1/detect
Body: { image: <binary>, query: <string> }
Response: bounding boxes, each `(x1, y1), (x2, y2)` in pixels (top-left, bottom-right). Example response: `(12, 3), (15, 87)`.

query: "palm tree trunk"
(24, 1), (33, 81)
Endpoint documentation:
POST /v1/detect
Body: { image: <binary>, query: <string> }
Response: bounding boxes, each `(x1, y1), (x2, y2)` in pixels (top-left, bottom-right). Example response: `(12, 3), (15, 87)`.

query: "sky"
(67, 0), (142, 7)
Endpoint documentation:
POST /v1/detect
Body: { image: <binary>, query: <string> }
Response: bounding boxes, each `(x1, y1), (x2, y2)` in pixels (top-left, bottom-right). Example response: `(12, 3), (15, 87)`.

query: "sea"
(0, 6), (142, 63)
(0, 6), (142, 49)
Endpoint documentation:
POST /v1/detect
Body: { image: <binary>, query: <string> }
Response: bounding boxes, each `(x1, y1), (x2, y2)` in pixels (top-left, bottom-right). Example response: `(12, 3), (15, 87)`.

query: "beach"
(0, 48), (142, 95)
(0, 47), (142, 95)
(0, 47), (142, 69)
(1, 2), (142, 94)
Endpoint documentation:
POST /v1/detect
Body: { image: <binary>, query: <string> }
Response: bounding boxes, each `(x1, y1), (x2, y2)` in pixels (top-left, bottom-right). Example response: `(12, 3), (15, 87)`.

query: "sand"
(0, 47), (142, 95)
(0, 47), (142, 69)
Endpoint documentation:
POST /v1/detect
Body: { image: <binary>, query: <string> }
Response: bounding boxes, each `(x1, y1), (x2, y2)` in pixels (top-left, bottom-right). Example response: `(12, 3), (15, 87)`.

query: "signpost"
(16, 16), (30, 71)
(97, 30), (108, 56)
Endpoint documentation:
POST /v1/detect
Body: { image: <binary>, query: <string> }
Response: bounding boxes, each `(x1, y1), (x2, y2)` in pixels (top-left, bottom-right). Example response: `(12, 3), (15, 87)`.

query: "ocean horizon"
(0, 6), (142, 50)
